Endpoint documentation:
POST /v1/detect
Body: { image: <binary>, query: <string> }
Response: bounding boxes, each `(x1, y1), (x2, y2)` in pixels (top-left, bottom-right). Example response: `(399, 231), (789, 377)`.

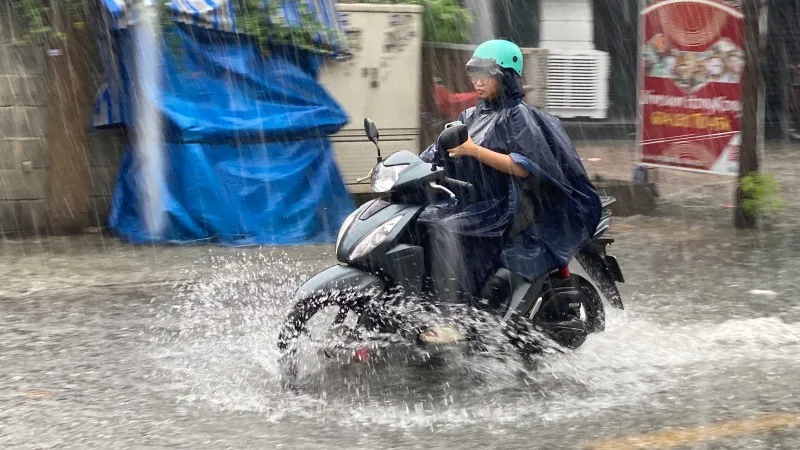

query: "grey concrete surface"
(1, 175), (799, 449)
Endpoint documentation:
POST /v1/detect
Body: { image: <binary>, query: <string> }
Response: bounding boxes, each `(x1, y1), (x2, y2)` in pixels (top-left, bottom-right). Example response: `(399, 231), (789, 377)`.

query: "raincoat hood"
(480, 70), (525, 110)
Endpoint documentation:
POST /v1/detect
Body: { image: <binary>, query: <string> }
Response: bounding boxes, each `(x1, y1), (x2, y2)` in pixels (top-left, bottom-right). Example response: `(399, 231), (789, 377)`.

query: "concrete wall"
(539, 0), (595, 50)
(87, 129), (124, 230)
(85, 19), (125, 231)
(0, 1), (124, 235)
(0, 2), (48, 235)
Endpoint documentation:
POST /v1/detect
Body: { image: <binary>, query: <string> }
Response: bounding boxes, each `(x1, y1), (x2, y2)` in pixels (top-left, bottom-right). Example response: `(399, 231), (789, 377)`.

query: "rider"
(417, 39), (603, 318)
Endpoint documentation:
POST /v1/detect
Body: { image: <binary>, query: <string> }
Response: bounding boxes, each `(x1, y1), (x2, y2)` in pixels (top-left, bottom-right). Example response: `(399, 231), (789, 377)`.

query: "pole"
(45, 0), (93, 233)
(735, 0), (764, 228)
(134, 0), (166, 238)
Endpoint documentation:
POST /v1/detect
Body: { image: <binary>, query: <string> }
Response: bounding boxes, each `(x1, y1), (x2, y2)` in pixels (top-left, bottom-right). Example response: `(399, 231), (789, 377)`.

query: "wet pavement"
(2, 145), (800, 449)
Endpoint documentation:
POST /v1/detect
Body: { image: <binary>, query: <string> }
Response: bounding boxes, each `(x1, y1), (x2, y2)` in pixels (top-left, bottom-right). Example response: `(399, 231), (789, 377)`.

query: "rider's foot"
(418, 325), (467, 345)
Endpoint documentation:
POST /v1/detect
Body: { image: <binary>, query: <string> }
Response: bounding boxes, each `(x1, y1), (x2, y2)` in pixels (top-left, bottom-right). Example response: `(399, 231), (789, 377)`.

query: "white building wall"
(539, 0), (595, 50)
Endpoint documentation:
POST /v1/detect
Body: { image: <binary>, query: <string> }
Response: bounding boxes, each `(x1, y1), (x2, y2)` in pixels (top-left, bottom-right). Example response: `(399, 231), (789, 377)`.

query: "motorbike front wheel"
(277, 293), (370, 386)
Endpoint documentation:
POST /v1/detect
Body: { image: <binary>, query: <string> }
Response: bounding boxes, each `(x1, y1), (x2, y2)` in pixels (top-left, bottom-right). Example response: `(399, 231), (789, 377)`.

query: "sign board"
(637, 0), (744, 175)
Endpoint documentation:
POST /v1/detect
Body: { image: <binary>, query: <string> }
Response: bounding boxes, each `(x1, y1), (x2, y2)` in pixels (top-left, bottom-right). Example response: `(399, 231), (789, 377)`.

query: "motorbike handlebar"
(442, 177), (474, 193)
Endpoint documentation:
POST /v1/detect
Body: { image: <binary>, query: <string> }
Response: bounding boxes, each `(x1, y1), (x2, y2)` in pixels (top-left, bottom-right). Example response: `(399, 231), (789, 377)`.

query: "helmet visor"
(466, 56), (498, 70)
(466, 57), (502, 84)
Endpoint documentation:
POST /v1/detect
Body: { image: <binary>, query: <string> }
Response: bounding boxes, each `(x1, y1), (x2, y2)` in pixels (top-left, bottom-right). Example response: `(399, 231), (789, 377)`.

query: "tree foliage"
(739, 172), (784, 218)
(231, 0), (346, 54)
(11, 0), (473, 46)
(347, 0), (473, 43)
(11, 0), (87, 41)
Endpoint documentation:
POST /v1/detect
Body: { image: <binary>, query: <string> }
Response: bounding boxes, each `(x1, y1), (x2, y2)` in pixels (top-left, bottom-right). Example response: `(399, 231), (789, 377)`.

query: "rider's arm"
(449, 137), (529, 178)
(473, 144), (530, 178)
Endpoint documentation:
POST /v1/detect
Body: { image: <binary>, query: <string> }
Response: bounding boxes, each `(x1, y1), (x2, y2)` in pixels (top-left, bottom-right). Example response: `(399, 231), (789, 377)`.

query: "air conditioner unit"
(545, 49), (610, 119)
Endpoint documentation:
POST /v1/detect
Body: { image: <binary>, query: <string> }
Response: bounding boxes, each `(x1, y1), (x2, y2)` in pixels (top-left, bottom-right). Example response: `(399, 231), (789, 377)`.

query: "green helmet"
(466, 40), (524, 76)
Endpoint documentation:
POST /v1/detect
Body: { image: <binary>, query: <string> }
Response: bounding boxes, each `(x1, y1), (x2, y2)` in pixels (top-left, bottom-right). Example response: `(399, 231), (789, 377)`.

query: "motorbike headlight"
(371, 163), (407, 193)
(336, 209), (359, 253)
(349, 215), (404, 261)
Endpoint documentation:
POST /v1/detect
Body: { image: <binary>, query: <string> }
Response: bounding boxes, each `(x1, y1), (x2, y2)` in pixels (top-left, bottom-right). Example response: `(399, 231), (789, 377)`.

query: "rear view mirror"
(364, 118), (382, 161)
(364, 118), (379, 144)
(437, 122), (469, 151)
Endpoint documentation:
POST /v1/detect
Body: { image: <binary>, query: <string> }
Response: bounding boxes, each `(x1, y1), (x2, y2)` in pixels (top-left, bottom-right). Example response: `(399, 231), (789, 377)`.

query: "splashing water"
(147, 252), (800, 430)
(134, 1), (166, 238)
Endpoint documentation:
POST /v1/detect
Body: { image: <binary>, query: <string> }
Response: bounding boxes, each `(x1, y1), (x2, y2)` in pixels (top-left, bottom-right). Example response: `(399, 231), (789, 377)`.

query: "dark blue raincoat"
(418, 72), (602, 298)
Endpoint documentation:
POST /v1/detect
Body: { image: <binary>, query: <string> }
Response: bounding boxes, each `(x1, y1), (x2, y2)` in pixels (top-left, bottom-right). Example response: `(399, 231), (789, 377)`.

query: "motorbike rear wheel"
(574, 276), (606, 334)
(523, 275), (605, 351)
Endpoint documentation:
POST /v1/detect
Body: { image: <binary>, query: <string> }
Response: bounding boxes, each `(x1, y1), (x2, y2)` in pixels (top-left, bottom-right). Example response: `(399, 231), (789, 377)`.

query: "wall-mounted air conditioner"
(545, 49), (610, 119)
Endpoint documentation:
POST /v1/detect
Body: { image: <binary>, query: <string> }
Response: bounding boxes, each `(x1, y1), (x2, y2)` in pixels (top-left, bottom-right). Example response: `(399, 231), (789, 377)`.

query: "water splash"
(134, 1), (166, 238)
(147, 253), (800, 429)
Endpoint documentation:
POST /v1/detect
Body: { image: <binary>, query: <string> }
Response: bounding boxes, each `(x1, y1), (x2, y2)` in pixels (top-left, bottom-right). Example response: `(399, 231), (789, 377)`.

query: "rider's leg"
(478, 268), (515, 311)
(427, 224), (469, 304)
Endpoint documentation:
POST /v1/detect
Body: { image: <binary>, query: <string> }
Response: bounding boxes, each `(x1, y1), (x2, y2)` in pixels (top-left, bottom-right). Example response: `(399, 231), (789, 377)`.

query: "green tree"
(347, 0), (473, 43)
(11, 0), (86, 41)
(12, 0), (472, 47)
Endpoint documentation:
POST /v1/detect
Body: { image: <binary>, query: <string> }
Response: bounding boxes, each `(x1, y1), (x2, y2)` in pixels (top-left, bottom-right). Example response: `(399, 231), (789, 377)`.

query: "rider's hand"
(448, 136), (479, 158)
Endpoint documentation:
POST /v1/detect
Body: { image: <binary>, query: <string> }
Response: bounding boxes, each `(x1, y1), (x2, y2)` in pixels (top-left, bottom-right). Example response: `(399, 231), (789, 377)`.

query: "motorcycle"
(277, 118), (626, 382)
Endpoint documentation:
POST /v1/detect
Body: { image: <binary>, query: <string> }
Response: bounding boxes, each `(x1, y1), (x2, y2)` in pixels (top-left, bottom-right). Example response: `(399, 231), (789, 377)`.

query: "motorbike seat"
(508, 179), (548, 238)
(509, 184), (615, 243)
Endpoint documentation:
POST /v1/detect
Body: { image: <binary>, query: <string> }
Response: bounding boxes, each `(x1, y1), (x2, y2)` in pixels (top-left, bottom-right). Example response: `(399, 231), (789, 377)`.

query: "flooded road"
(2, 171), (800, 448)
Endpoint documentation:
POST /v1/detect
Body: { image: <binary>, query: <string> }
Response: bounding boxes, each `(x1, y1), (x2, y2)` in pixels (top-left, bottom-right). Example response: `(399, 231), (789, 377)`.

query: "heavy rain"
(1, 0), (800, 449)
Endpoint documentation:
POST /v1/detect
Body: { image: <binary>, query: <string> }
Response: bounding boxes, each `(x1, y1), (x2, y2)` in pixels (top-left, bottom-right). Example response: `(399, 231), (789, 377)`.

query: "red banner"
(637, 0), (744, 175)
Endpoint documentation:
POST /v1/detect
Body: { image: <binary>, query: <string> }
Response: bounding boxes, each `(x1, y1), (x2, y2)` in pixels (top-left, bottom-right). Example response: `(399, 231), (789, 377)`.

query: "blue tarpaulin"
(95, 2), (355, 245)
(92, 0), (349, 127)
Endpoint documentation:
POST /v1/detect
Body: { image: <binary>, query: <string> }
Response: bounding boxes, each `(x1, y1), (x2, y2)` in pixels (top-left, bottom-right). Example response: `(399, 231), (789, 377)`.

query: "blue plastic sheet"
(107, 25), (355, 245)
(111, 139), (353, 245)
(92, 0), (350, 128)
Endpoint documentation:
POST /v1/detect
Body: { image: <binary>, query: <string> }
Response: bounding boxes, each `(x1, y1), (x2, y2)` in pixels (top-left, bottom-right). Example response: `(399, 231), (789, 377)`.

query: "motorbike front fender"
(294, 265), (385, 301)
